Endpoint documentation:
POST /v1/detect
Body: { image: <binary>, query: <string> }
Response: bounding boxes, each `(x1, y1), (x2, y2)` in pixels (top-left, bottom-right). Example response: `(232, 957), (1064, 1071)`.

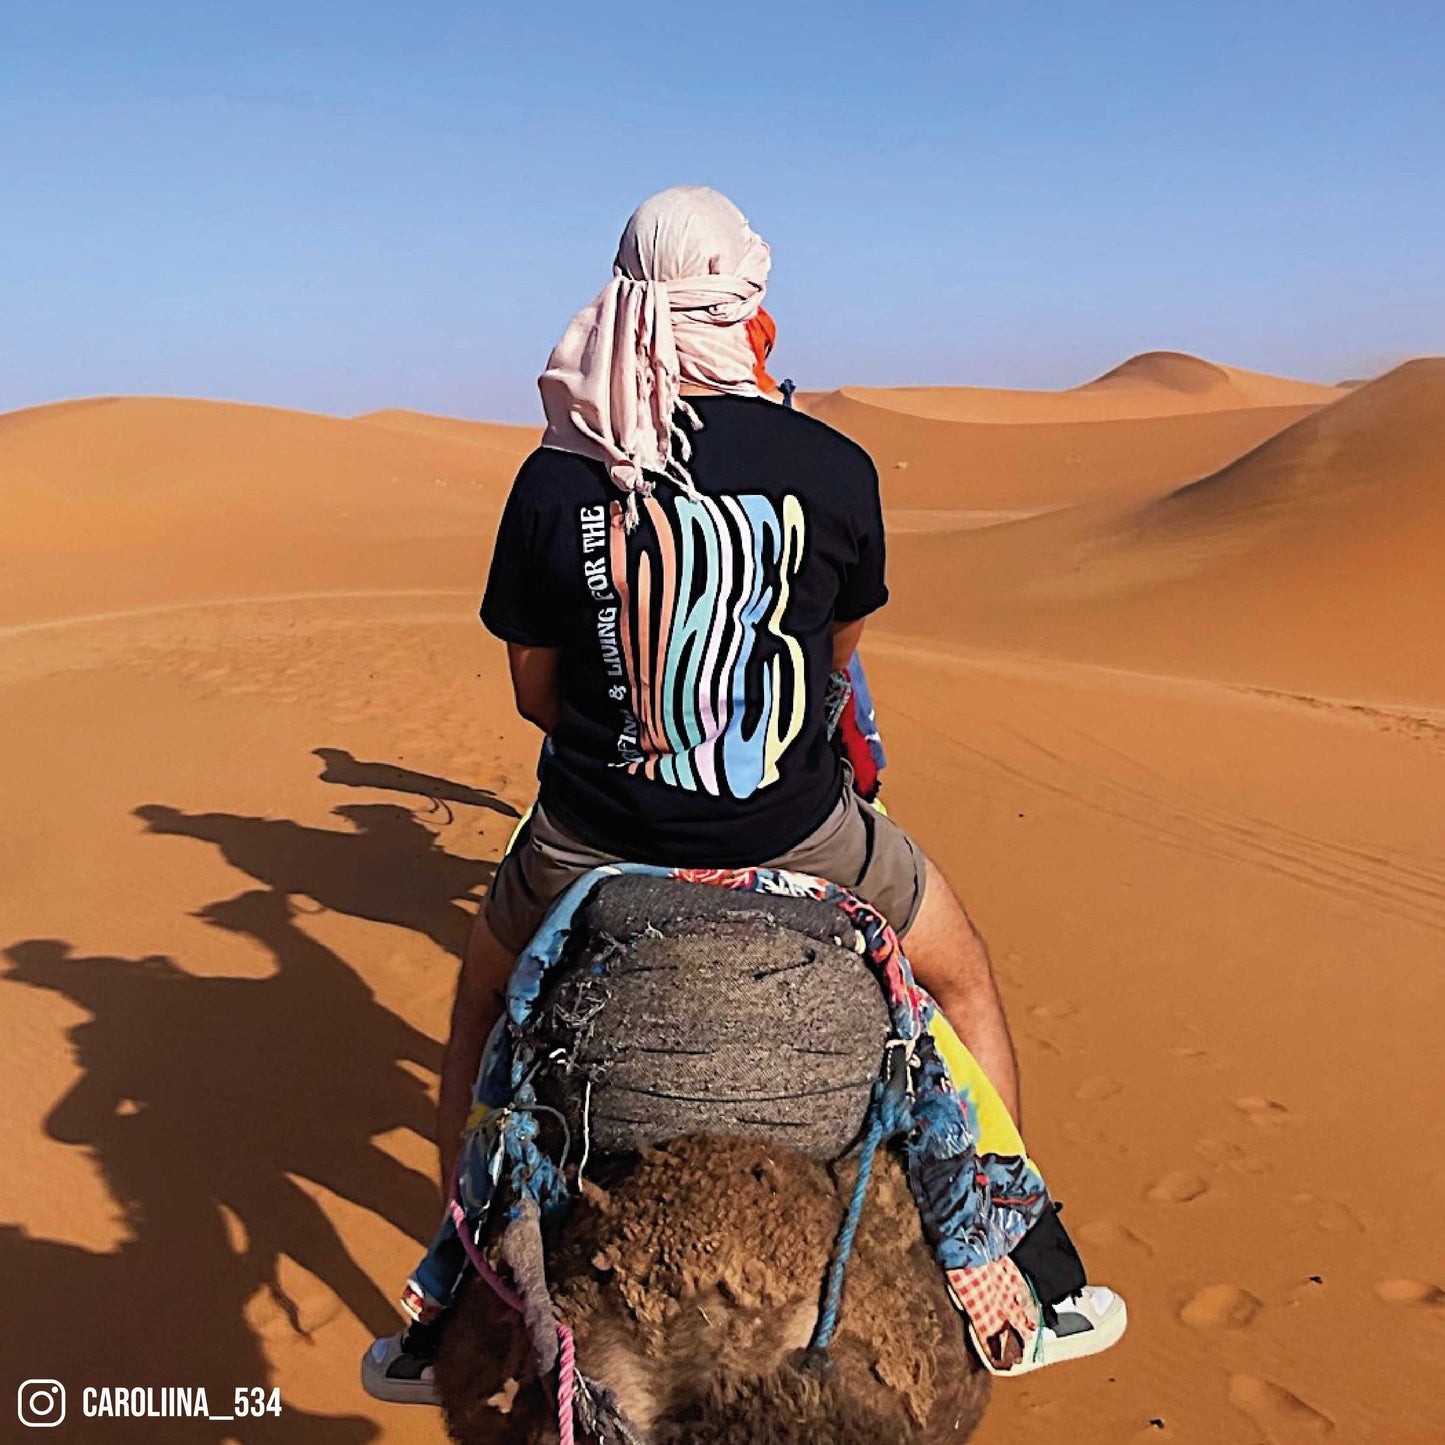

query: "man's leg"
(437, 912), (514, 1195)
(437, 802), (621, 1189)
(362, 806), (619, 1403)
(767, 796), (1129, 1370)
(771, 795), (1022, 1123)
(903, 854), (1021, 1124)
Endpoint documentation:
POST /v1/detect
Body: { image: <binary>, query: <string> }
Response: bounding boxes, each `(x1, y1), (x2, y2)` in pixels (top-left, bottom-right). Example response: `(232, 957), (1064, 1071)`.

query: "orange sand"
(798, 353), (1340, 515)
(4, 354), (1441, 1444)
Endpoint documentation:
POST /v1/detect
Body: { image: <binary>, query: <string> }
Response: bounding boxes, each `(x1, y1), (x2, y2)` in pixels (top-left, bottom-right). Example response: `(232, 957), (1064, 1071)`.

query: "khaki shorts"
(484, 788), (929, 955)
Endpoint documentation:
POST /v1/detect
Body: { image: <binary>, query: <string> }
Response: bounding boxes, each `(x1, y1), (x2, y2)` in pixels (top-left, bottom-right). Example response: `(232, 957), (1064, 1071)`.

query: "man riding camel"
(363, 185), (1126, 1403)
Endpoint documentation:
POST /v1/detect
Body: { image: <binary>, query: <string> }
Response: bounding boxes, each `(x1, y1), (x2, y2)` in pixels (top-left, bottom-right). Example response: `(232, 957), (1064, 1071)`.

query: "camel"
(433, 872), (992, 1443)
(434, 1135), (990, 1444)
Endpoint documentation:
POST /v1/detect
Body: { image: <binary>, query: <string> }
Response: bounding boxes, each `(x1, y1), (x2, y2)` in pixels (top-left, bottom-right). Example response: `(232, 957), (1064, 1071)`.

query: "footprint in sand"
(1074, 1074), (1123, 1103)
(1180, 1284), (1261, 1328)
(1147, 1170), (1209, 1204)
(1061, 1120), (1130, 1158)
(1195, 1135), (1270, 1176)
(1078, 1219), (1155, 1258)
(1230, 1154), (1271, 1176)
(1170, 1044), (1229, 1070)
(1374, 1278), (1445, 1307)
(1232, 1095), (1294, 1127)
(1029, 999), (1077, 1022)
(1292, 1193), (1365, 1233)
(1228, 1374), (1333, 1437)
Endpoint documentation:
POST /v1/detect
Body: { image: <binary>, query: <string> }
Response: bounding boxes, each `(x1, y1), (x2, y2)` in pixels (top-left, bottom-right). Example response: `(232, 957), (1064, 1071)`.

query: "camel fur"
(434, 1134), (990, 1444)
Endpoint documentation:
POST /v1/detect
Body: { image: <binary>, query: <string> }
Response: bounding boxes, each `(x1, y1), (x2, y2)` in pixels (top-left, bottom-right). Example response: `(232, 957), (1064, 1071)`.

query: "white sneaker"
(970, 1285), (1128, 1376)
(1033, 1286), (1128, 1367)
(360, 1331), (441, 1406)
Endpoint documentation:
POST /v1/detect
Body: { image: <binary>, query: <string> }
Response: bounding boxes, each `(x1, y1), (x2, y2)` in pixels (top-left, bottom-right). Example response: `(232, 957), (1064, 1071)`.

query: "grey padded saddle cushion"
(532, 874), (890, 1161)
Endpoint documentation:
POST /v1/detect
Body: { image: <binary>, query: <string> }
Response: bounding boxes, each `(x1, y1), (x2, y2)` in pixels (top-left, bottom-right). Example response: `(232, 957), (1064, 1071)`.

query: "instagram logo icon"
(17, 1380), (66, 1428)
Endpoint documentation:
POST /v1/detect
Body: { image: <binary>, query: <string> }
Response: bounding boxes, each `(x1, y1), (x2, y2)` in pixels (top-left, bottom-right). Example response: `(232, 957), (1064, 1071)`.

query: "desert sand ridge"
(0, 396), (536, 455)
(1082, 350), (1234, 394)
(353, 408), (539, 452)
(0, 395), (531, 625)
(798, 351), (1346, 511)
(0, 395), (132, 435)
(803, 351), (1345, 427)
(1079, 350), (1348, 408)
(883, 359), (1445, 702)
(1143, 357), (1445, 528)
(801, 394), (1330, 509)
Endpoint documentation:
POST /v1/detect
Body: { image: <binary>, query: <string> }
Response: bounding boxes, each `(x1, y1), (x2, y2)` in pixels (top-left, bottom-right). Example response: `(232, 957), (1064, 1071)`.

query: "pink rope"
(448, 1193), (577, 1444)
(556, 1320), (578, 1445)
(448, 1197), (523, 1310)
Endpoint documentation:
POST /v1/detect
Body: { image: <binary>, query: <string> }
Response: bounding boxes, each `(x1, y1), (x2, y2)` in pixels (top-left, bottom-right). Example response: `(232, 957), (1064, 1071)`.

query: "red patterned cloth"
(945, 1257), (1039, 1363)
(834, 693), (882, 800)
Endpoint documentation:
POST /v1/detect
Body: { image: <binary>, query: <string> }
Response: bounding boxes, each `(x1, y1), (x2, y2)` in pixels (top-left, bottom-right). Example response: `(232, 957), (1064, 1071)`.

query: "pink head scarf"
(538, 186), (772, 523)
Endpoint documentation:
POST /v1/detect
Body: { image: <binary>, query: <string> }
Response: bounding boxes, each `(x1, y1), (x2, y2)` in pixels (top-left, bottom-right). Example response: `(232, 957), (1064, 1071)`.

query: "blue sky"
(2, 2), (1441, 421)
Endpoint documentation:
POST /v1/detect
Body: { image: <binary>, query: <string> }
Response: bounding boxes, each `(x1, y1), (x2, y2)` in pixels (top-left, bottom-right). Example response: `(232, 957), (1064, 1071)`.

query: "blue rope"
(503, 1082), (569, 1218)
(808, 1050), (914, 1358)
(810, 1105), (887, 1354)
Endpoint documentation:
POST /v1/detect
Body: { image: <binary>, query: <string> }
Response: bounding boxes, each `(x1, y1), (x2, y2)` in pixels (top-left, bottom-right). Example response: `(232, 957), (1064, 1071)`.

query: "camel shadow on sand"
(6, 761), (508, 1442)
(133, 796), (495, 960)
(312, 746), (522, 824)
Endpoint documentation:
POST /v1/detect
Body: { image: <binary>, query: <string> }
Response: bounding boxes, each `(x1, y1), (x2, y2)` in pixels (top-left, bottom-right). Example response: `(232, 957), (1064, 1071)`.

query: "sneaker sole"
(359, 1352), (441, 1407)
(968, 1297), (1128, 1376)
(1033, 1296), (1129, 1368)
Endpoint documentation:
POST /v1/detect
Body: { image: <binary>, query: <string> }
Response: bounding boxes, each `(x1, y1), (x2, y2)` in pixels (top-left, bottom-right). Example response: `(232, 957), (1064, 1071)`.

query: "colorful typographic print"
(597, 492), (808, 798)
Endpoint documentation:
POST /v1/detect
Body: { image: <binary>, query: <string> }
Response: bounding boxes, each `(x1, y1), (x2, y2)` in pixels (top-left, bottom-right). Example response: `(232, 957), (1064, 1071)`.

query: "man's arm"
(507, 643), (562, 733)
(832, 617), (865, 673)
(435, 644), (560, 1185)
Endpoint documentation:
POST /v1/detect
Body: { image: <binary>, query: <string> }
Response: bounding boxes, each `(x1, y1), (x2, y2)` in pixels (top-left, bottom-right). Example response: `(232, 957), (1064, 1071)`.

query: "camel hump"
(532, 874), (891, 1161)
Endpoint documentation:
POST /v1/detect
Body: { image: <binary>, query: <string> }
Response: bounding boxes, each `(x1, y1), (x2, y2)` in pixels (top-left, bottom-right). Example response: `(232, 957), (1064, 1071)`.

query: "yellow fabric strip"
(926, 1011), (1030, 1163)
(505, 802), (534, 856)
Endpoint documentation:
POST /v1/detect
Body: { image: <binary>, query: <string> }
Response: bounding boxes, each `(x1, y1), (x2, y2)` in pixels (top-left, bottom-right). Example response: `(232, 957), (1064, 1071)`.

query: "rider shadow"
(133, 800), (494, 960)
(312, 747), (522, 823)
(3, 770), (509, 1434)
(3, 1223), (380, 1445)
(4, 890), (445, 1443)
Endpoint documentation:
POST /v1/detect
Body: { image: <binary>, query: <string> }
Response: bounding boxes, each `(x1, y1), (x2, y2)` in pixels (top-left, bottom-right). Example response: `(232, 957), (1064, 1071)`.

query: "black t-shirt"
(481, 395), (887, 866)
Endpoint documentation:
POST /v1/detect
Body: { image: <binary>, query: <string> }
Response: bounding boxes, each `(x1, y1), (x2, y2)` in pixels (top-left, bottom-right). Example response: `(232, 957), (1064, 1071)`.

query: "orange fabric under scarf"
(746, 307), (779, 393)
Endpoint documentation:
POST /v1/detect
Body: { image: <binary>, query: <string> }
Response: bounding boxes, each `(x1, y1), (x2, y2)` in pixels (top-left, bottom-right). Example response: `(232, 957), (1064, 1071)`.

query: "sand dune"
(1133, 357), (1443, 538)
(3, 355), (1442, 1445)
(1078, 350), (1347, 409)
(804, 350), (1344, 427)
(801, 354), (1341, 509)
(353, 408), (538, 452)
(884, 359), (1445, 701)
(0, 396), (529, 624)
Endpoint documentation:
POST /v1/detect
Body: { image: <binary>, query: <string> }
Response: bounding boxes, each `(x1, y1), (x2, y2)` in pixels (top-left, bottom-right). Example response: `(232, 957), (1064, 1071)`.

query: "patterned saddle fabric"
(456, 864), (1052, 1279)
